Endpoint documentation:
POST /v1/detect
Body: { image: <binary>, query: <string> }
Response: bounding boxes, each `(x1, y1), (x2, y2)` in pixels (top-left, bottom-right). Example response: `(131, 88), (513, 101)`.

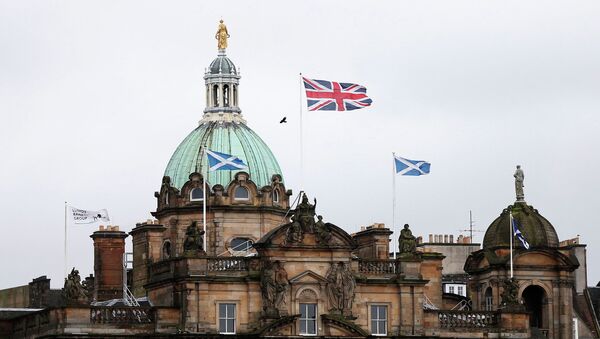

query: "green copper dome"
(164, 121), (283, 190)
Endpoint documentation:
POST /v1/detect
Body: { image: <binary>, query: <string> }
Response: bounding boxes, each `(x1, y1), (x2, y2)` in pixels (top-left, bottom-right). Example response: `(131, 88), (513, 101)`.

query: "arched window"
(223, 85), (230, 107)
(213, 84), (219, 107)
(234, 186), (249, 200)
(190, 187), (204, 201)
(233, 85), (237, 106)
(162, 241), (171, 259)
(272, 189), (280, 203)
(484, 287), (493, 311)
(230, 238), (253, 252)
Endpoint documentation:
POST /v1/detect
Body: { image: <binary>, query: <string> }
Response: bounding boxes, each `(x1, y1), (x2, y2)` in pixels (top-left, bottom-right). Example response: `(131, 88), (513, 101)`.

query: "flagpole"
(202, 146), (207, 253)
(392, 152), (397, 260)
(64, 201), (68, 278)
(299, 73), (304, 191)
(509, 211), (513, 278)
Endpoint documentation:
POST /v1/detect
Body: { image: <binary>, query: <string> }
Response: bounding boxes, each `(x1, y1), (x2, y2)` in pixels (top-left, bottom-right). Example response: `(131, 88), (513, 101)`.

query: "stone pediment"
(288, 270), (328, 284)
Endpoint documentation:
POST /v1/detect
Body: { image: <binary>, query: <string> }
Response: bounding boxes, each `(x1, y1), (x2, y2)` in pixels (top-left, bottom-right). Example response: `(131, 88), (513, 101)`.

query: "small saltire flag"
(394, 155), (431, 176)
(302, 77), (372, 111)
(70, 207), (110, 224)
(206, 149), (248, 171)
(512, 218), (530, 249)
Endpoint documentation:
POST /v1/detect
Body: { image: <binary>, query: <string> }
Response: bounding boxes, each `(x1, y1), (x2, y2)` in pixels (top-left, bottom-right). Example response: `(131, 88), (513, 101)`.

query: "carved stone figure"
(215, 20), (230, 50)
(296, 193), (317, 233)
(315, 215), (332, 245)
(514, 165), (525, 201)
(261, 260), (289, 318)
(284, 193), (319, 245)
(327, 262), (355, 317)
(285, 215), (304, 244)
(398, 224), (417, 255)
(501, 277), (520, 307)
(63, 268), (88, 304)
(183, 221), (205, 255)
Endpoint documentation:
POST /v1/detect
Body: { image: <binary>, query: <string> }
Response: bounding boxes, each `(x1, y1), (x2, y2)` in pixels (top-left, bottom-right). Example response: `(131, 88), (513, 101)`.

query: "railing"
(438, 310), (497, 328)
(90, 307), (154, 324)
(358, 259), (397, 275)
(208, 257), (249, 271)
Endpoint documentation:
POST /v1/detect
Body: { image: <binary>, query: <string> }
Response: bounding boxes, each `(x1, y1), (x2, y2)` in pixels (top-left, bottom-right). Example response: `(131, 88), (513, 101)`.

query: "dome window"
(234, 186), (249, 200)
(230, 238), (253, 252)
(190, 187), (204, 201)
(223, 85), (230, 107)
(213, 84), (219, 107)
(272, 189), (280, 203)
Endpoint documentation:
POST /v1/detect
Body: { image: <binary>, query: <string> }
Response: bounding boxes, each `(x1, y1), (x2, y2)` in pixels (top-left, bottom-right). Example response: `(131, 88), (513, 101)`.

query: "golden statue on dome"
(215, 19), (230, 50)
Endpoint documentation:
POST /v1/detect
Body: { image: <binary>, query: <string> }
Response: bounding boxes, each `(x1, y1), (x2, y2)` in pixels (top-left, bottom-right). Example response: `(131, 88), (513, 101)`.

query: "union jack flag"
(303, 77), (372, 111)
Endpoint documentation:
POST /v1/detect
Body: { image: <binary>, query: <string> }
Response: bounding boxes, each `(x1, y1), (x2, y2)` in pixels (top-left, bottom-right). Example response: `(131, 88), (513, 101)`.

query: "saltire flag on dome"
(207, 149), (248, 171)
(69, 206), (110, 224)
(512, 218), (530, 249)
(302, 77), (372, 111)
(394, 155), (431, 176)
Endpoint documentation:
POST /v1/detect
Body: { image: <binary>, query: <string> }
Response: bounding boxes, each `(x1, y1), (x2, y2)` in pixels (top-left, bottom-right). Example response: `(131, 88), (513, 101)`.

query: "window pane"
(228, 304), (235, 318)
(219, 304), (226, 318)
(300, 304), (307, 318)
(300, 320), (306, 333)
(219, 319), (226, 332)
(380, 306), (387, 318)
(307, 320), (316, 334)
(191, 188), (203, 200)
(227, 319), (235, 333)
(235, 186), (249, 199)
(371, 320), (377, 333)
(307, 304), (316, 318)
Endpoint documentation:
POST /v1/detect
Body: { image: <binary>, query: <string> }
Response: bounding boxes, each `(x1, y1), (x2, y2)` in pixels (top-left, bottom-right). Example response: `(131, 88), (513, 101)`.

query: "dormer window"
(191, 187), (204, 201)
(272, 189), (280, 203)
(234, 186), (249, 200)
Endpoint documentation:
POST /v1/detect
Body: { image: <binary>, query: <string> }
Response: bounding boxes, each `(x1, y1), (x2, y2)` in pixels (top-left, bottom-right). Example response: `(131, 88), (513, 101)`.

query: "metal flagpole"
(392, 152), (397, 259)
(64, 201), (68, 278)
(509, 211), (514, 278)
(203, 146), (208, 253)
(299, 73), (304, 191)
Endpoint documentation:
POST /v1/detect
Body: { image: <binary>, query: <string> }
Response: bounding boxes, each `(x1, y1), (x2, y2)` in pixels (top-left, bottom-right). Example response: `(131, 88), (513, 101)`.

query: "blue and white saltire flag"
(206, 149), (248, 171)
(394, 155), (431, 176)
(512, 218), (530, 250)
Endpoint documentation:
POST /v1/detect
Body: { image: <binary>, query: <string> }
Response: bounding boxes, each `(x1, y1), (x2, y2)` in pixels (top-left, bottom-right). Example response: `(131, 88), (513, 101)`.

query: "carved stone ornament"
(501, 277), (521, 309)
(284, 193), (317, 245)
(398, 224), (417, 256)
(183, 221), (206, 255)
(315, 215), (333, 245)
(326, 262), (356, 318)
(62, 268), (88, 305)
(260, 260), (289, 318)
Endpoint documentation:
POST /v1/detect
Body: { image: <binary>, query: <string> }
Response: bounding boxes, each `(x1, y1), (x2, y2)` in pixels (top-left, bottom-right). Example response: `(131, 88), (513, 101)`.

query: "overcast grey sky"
(1, 1), (599, 289)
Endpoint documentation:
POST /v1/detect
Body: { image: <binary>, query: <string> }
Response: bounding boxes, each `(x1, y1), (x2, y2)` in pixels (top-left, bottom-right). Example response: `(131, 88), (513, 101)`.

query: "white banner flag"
(70, 207), (110, 224)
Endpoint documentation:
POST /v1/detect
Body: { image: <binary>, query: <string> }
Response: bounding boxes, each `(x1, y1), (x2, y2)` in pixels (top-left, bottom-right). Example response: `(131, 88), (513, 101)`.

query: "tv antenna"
(458, 210), (484, 243)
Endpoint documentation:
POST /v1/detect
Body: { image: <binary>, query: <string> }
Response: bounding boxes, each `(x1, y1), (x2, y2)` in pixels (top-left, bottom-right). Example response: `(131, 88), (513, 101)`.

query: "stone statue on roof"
(215, 20), (230, 50)
(514, 165), (524, 201)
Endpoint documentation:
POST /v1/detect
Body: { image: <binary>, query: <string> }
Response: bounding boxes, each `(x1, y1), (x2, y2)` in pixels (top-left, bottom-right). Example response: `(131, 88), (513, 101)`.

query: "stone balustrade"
(438, 310), (498, 328)
(358, 259), (398, 275)
(207, 257), (249, 271)
(90, 306), (154, 324)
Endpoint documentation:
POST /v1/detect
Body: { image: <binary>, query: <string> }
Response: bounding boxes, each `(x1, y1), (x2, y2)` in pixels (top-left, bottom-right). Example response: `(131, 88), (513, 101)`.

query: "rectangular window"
(458, 286), (464, 296)
(299, 303), (317, 335)
(448, 285), (455, 294)
(219, 303), (236, 334)
(370, 305), (388, 336)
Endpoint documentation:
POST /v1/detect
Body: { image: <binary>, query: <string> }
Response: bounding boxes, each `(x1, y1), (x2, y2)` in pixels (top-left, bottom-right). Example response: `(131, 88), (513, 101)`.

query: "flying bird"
(279, 117), (287, 123)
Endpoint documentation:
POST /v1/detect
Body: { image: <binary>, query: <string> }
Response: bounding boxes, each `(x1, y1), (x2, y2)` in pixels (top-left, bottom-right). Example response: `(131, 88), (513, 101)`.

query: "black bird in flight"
(280, 117), (287, 123)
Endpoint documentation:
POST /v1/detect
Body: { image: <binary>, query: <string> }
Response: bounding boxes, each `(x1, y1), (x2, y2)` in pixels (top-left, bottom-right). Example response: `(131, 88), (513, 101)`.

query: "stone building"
(0, 21), (599, 339)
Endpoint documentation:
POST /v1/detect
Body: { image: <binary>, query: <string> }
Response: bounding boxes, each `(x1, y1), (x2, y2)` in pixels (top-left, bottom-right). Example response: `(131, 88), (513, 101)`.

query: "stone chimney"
(129, 220), (166, 297)
(352, 223), (393, 259)
(90, 225), (128, 301)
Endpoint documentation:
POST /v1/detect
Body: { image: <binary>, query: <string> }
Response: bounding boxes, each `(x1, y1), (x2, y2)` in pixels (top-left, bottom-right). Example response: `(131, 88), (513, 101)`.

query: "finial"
(215, 19), (230, 51)
(514, 165), (525, 202)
